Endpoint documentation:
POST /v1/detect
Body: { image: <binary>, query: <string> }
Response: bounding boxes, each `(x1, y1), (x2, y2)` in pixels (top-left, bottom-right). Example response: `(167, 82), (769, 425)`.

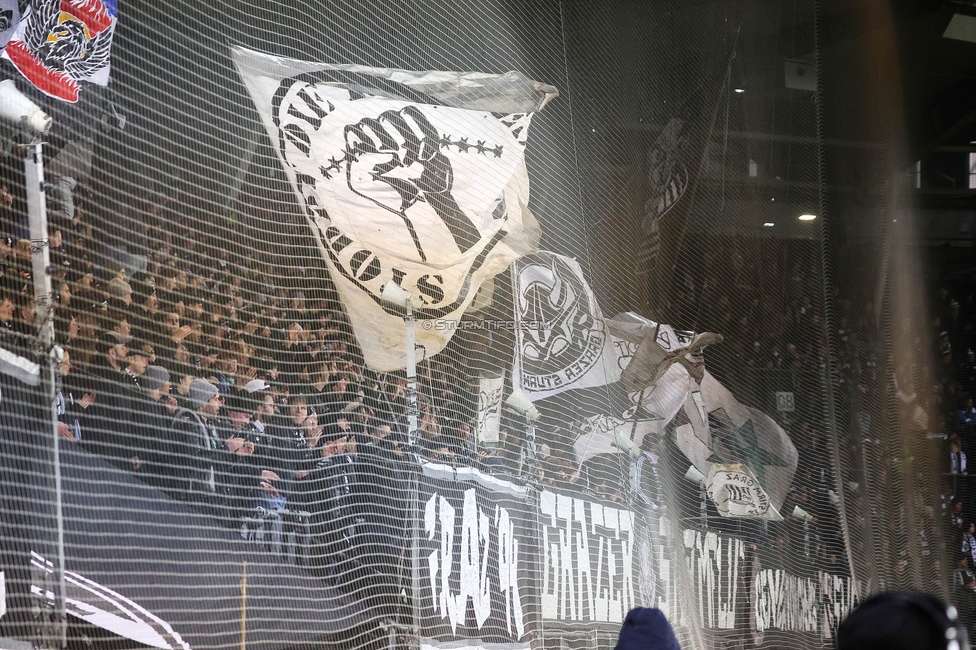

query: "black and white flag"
(512, 252), (621, 401)
(232, 47), (554, 371)
(476, 374), (504, 445)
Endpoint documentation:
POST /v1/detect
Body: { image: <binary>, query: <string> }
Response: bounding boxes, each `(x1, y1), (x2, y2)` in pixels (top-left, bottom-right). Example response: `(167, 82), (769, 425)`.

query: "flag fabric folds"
(3, 0), (117, 102)
(232, 46), (553, 371)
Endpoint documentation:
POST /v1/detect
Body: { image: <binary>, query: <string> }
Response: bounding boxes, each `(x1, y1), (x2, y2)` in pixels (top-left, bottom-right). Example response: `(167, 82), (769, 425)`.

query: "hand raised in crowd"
(57, 421), (76, 442)
(79, 393), (96, 409)
(259, 481), (278, 498)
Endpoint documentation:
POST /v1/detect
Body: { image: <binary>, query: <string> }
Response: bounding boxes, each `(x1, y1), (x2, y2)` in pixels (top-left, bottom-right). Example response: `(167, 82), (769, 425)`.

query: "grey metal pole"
(405, 302), (419, 447)
(25, 139), (67, 648)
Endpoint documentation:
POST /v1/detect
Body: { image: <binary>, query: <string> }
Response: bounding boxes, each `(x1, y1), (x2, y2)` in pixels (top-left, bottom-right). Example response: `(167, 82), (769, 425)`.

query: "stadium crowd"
(0, 170), (867, 589)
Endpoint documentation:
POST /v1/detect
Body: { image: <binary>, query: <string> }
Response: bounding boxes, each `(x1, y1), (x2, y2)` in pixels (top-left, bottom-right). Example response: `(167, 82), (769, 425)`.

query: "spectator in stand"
(950, 438), (968, 476)
(105, 278), (132, 313)
(964, 522), (976, 568)
(215, 391), (281, 523)
(957, 398), (976, 441)
(54, 348), (90, 443)
(81, 331), (138, 470)
(949, 498), (966, 532)
(122, 344), (150, 391)
(961, 349), (976, 398)
(134, 365), (178, 486)
(168, 378), (223, 505)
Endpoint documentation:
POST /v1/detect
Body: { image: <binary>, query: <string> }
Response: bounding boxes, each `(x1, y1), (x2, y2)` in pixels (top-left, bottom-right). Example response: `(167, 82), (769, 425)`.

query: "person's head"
(126, 346), (150, 375)
(837, 591), (966, 650)
(951, 440), (961, 453)
(254, 391), (275, 422)
(97, 332), (128, 368)
(162, 311), (180, 332)
(372, 423), (392, 440)
(189, 378), (220, 419)
(217, 351), (238, 375)
(142, 365), (170, 400)
(961, 555), (970, 569)
(106, 278), (132, 306)
(0, 293), (13, 321)
(288, 396), (308, 424)
(224, 392), (252, 431)
(613, 608), (680, 650)
(58, 348), (72, 377)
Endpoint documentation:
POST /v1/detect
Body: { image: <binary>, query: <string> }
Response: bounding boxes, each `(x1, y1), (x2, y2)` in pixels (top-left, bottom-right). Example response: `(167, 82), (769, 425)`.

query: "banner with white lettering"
(538, 490), (637, 627)
(232, 47), (554, 371)
(512, 252), (621, 401)
(416, 464), (537, 649)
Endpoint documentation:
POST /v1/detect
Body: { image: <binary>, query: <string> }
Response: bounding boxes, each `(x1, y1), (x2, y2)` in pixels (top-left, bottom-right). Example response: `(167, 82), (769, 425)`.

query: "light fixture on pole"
(798, 213), (817, 221)
(381, 278), (423, 448)
(505, 388), (541, 480)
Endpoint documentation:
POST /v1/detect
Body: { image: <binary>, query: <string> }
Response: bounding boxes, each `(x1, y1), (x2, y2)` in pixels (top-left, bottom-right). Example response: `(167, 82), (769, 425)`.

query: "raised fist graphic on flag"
(344, 106), (481, 261)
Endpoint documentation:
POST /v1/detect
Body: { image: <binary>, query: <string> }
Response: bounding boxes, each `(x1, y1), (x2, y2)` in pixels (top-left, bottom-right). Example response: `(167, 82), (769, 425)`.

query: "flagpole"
(404, 301), (419, 447)
(27, 138), (67, 649)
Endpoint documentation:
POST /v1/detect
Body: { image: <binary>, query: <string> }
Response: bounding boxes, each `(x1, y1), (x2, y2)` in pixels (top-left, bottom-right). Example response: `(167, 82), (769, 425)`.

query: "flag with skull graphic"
(232, 47), (553, 371)
(512, 251), (621, 401)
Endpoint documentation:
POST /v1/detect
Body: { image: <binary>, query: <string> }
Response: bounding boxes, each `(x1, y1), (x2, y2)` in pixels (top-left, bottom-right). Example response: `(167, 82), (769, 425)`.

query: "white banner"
(476, 375), (504, 444)
(232, 47), (553, 371)
(512, 252), (620, 401)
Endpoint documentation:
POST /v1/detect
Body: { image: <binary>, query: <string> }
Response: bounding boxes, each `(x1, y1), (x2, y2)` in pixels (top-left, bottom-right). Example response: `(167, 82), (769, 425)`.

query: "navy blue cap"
(614, 608), (681, 650)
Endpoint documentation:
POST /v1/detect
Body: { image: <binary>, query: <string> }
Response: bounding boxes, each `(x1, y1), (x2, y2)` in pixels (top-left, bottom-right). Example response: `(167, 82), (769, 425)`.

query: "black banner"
(415, 464), (538, 649)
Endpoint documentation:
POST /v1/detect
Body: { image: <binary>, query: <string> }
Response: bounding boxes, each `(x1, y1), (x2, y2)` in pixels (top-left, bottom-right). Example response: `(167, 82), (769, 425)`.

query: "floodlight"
(505, 388), (541, 421)
(0, 79), (51, 134)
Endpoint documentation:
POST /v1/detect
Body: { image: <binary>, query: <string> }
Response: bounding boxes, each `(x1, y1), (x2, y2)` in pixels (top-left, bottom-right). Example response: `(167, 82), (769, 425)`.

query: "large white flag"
(232, 47), (553, 371)
(512, 251), (621, 401)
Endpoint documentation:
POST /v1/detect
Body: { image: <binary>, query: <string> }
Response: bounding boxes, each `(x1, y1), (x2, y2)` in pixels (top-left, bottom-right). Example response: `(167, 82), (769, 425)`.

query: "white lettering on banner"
(424, 490), (525, 639)
(539, 491), (634, 622)
(682, 530), (743, 629)
(672, 529), (859, 638)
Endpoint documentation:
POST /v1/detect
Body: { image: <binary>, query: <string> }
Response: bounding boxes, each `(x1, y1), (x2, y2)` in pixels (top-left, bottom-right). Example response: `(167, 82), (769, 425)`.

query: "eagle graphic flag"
(3, 0), (117, 103)
(232, 47), (553, 371)
(512, 251), (621, 401)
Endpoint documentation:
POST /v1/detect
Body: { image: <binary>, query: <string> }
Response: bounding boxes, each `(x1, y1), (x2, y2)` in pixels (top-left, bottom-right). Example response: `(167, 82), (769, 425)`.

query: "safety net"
(0, 1), (947, 649)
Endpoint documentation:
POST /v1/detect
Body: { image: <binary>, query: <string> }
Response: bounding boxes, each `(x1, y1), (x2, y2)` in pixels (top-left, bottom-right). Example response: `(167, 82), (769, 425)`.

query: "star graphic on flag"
(456, 137), (470, 152)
